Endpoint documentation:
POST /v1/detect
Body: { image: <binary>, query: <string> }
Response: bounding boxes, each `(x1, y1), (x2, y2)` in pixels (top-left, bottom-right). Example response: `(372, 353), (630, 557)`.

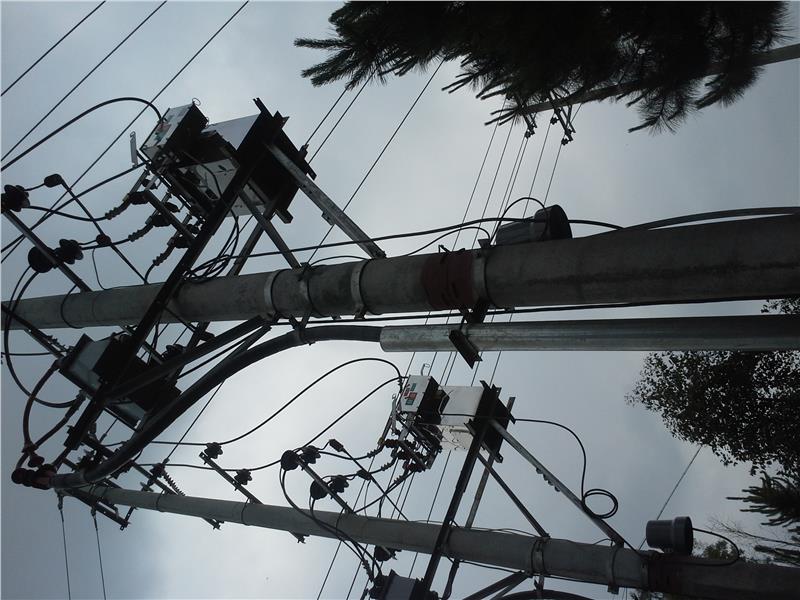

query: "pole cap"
(646, 516), (694, 555)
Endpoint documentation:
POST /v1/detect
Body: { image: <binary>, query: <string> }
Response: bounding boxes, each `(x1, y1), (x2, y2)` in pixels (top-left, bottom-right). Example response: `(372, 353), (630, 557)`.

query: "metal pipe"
(379, 315), (800, 353)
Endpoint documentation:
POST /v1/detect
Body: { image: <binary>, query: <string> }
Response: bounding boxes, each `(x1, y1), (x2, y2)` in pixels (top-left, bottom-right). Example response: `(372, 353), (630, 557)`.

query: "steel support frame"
(475, 453), (549, 538)
(489, 420), (624, 546)
(61, 129), (271, 457)
(462, 571), (529, 600)
(298, 457), (355, 514)
(421, 395), (498, 594)
(106, 316), (266, 401)
(264, 142), (386, 259)
(238, 193), (301, 269)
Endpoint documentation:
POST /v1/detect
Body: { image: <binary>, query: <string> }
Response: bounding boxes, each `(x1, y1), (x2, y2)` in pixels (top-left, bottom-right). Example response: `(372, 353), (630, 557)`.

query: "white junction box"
(399, 375), (487, 451)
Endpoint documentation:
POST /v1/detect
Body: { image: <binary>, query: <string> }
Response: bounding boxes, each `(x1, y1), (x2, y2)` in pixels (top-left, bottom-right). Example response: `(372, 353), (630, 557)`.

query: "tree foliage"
(631, 541), (741, 599)
(627, 298), (800, 476)
(728, 471), (800, 566)
(296, 2), (789, 132)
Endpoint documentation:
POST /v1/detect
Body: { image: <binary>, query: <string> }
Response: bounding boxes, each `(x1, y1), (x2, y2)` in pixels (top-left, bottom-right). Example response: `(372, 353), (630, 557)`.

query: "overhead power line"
(2, 1), (166, 160)
(1, 1), (106, 97)
(308, 60), (444, 263)
(2, 1), (250, 261)
(638, 447), (703, 550)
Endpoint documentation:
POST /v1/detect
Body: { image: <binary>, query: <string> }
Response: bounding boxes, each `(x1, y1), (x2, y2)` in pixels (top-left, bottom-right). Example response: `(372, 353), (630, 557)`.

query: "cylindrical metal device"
(646, 516), (694, 555)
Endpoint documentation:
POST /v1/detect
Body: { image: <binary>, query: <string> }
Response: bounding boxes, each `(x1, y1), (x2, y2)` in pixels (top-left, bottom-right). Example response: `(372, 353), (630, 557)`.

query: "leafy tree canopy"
(627, 298), (800, 476)
(296, 2), (789, 132)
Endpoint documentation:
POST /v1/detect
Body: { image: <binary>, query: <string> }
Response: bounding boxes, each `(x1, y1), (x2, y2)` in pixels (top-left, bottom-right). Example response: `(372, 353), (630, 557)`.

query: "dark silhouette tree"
(296, 2), (789, 132)
(728, 471), (800, 566)
(626, 298), (800, 476)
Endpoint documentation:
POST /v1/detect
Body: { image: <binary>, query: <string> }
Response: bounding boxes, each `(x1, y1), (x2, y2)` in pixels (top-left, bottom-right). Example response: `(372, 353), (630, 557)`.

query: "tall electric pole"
(71, 485), (800, 600)
(6, 215), (799, 330)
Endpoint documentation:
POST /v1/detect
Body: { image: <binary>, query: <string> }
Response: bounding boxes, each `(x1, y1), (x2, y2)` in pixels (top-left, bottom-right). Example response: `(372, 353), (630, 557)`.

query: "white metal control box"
(399, 375), (486, 451)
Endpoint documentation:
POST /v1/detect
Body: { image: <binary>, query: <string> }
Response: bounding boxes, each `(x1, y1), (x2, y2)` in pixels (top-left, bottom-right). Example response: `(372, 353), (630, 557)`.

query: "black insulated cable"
(1, 2), (106, 96)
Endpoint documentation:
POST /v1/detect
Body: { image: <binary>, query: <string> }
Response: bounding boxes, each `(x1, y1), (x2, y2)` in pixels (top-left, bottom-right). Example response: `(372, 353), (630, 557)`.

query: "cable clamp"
(606, 543), (621, 594)
(529, 537), (548, 577)
(349, 259), (372, 319)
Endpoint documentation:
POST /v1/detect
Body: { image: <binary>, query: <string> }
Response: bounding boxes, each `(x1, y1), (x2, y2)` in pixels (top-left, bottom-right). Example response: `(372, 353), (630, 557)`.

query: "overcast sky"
(2, 2), (799, 599)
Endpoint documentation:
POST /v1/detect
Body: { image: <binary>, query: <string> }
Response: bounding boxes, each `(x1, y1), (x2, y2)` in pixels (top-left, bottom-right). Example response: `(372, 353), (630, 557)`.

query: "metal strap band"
(529, 537), (548, 576)
(262, 270), (286, 319)
(298, 266), (322, 318)
(472, 252), (491, 308)
(349, 260), (371, 319)
(606, 544), (621, 593)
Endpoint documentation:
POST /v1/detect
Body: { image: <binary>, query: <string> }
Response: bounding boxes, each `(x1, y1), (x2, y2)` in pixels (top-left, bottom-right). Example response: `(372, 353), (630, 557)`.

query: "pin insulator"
(310, 480), (327, 500)
(205, 442), (223, 459)
(280, 450), (300, 471)
(1, 185), (30, 212)
(234, 469), (252, 486)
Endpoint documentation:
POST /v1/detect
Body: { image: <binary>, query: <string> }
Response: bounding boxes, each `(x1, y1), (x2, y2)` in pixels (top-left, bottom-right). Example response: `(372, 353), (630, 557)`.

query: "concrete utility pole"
(519, 43), (800, 116)
(6, 216), (799, 330)
(72, 485), (800, 600)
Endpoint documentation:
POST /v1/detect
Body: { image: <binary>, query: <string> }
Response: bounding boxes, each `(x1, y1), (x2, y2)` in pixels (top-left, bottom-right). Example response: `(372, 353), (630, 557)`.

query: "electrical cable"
(499, 590), (594, 600)
(19, 362), (61, 466)
(527, 115), (553, 200)
(401, 226), (492, 256)
(23, 205), (107, 222)
(280, 468), (379, 583)
(0, 269), (65, 406)
(468, 116), (516, 249)
(188, 215), (558, 271)
(2, 164), (145, 260)
(218, 358), (401, 446)
(162, 383), (226, 463)
(2, 96), (163, 171)
(316, 454), (379, 600)
(638, 446), (703, 550)
(408, 450), (452, 575)
(307, 60), (444, 263)
(58, 497), (72, 600)
(310, 254), (365, 266)
(2, 1), (248, 262)
(92, 510), (107, 600)
(690, 528), (742, 566)
(407, 123), (531, 575)
(2, 2), (167, 162)
(248, 377), (400, 472)
(52, 177), (150, 284)
(495, 133), (530, 225)
(1, 1), (106, 96)
(150, 357), (401, 446)
(438, 414), (619, 521)
(513, 418), (618, 520)
(309, 77), (370, 163)
(174, 340), (245, 381)
(55, 326), (384, 487)
(304, 85), (349, 148)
